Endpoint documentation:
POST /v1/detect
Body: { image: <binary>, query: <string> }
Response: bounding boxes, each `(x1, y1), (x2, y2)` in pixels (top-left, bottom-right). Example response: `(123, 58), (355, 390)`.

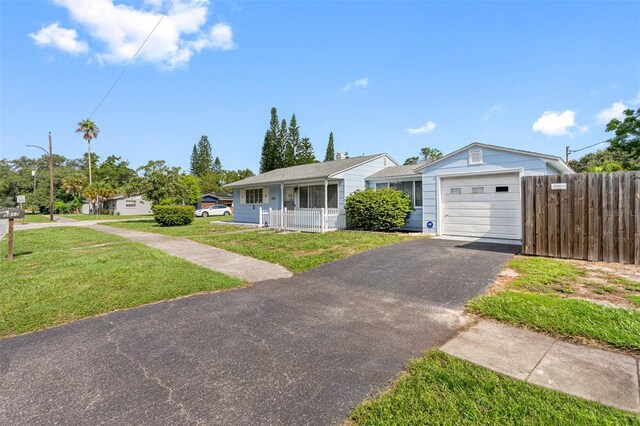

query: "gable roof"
(225, 154), (397, 188)
(414, 142), (574, 174)
(366, 164), (421, 179)
(202, 192), (233, 200)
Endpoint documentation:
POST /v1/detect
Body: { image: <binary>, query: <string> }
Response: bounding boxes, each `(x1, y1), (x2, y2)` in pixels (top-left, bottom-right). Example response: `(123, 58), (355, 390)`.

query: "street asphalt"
(0, 238), (517, 425)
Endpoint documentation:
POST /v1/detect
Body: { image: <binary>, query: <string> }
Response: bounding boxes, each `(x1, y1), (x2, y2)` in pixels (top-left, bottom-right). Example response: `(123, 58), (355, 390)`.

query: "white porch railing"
(259, 208), (346, 233)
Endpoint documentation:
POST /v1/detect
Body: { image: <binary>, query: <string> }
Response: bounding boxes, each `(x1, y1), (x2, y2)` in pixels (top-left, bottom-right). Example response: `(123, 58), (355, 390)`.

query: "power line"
(60, 0), (176, 155)
(568, 139), (609, 155)
(65, 0), (93, 82)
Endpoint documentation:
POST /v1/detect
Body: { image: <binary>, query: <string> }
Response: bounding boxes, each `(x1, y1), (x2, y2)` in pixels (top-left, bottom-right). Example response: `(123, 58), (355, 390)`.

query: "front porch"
(259, 207), (346, 233)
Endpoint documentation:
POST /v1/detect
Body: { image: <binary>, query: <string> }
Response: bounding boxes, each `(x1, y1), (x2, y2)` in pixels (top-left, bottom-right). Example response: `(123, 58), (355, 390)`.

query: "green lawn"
(58, 214), (155, 221)
(190, 229), (424, 273)
(18, 213), (54, 223)
(467, 256), (640, 351)
(105, 216), (241, 237)
(350, 350), (639, 425)
(0, 227), (244, 337)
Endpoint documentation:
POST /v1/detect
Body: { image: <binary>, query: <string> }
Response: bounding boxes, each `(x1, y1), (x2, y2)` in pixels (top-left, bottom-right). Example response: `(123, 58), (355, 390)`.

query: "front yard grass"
(467, 256), (640, 351)
(17, 213), (53, 223)
(59, 213), (154, 221)
(350, 350), (638, 425)
(104, 216), (241, 237)
(190, 229), (423, 273)
(0, 227), (244, 337)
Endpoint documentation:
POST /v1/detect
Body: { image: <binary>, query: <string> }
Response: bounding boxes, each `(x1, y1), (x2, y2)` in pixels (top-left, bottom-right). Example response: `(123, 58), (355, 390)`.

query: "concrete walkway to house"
(92, 224), (292, 282)
(441, 320), (640, 413)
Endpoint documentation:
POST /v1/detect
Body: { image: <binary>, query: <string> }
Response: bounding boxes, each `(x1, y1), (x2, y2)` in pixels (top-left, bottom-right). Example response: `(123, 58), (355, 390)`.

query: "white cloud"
(29, 22), (88, 54)
(629, 91), (640, 105)
(483, 105), (503, 121)
(531, 110), (578, 137)
(32, 0), (235, 69)
(343, 77), (368, 92)
(407, 121), (437, 135)
(596, 102), (627, 124)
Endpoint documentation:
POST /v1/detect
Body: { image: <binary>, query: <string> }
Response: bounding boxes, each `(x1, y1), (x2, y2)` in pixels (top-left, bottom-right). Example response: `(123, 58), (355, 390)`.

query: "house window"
(469, 148), (483, 165)
(450, 188), (462, 195)
(125, 199), (136, 208)
(414, 181), (422, 207)
(298, 184), (338, 209)
(472, 187), (484, 194)
(380, 181), (422, 207)
(496, 186), (509, 192)
(246, 188), (263, 204)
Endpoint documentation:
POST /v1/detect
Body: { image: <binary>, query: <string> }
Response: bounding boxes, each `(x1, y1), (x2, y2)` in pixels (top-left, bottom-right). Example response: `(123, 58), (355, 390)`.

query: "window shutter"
(263, 187), (269, 203)
(239, 189), (246, 205)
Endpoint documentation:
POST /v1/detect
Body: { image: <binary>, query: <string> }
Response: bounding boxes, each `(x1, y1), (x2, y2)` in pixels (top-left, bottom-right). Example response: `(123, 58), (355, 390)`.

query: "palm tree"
(75, 119), (100, 184)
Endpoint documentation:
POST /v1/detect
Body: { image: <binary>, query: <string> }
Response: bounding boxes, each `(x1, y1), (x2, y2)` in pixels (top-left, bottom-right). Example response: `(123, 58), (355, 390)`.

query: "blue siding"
(421, 147), (551, 235)
(232, 184), (281, 224)
(333, 156), (393, 203)
(401, 208), (422, 231)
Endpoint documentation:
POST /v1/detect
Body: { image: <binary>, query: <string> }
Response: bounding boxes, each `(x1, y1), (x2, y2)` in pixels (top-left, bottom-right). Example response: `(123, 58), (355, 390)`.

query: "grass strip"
(351, 350), (640, 425)
(467, 291), (640, 350)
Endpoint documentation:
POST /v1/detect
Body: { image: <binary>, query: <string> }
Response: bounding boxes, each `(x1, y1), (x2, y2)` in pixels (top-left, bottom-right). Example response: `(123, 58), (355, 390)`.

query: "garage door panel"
(441, 173), (521, 240)
(444, 216), (521, 227)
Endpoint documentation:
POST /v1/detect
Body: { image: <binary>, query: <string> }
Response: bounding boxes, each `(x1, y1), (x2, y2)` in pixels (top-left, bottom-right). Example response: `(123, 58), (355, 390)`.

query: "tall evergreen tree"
(285, 113), (300, 167)
(260, 107), (282, 173)
(190, 144), (199, 175)
(196, 135), (213, 175)
(213, 157), (222, 172)
(297, 136), (317, 165)
(275, 118), (288, 169)
(324, 132), (335, 162)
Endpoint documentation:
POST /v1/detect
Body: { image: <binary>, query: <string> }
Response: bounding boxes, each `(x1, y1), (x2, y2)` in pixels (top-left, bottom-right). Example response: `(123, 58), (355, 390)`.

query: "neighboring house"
(226, 143), (573, 242)
(197, 193), (234, 209)
(224, 154), (398, 224)
(81, 195), (152, 216)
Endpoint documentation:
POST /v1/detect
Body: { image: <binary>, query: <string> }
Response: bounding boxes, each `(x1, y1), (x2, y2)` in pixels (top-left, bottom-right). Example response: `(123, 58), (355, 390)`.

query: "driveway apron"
(0, 238), (517, 425)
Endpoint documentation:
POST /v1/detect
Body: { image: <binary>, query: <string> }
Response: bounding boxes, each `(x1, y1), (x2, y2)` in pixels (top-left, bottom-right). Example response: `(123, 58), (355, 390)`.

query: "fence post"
(321, 208), (325, 233)
(283, 207), (287, 230)
(259, 207), (263, 227)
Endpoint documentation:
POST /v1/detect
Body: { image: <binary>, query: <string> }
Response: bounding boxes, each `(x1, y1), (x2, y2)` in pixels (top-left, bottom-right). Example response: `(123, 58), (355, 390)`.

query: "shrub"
(153, 205), (195, 227)
(345, 187), (413, 231)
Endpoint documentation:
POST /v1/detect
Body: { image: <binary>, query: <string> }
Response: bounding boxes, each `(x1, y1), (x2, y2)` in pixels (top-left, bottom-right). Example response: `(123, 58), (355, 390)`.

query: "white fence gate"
(259, 208), (346, 233)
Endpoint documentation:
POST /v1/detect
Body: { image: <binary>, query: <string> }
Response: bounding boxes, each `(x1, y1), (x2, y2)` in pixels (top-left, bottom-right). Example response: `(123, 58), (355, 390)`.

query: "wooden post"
(48, 132), (54, 221)
(7, 218), (14, 260)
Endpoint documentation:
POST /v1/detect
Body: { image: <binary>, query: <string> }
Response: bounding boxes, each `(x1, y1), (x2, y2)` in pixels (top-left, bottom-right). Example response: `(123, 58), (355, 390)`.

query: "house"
(226, 143), (573, 241)
(197, 193), (234, 209)
(225, 154), (397, 224)
(81, 195), (153, 216)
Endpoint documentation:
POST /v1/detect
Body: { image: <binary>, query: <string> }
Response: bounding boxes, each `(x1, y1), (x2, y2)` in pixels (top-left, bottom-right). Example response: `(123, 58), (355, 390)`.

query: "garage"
(440, 172), (521, 240)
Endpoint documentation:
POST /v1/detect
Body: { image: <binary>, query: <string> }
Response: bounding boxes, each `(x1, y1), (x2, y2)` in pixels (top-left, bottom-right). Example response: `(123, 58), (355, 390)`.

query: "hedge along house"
(365, 143), (573, 242)
(224, 154), (398, 226)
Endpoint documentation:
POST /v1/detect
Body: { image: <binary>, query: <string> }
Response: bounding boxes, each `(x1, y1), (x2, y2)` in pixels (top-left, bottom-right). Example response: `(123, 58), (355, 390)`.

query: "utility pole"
(565, 146), (570, 163)
(26, 132), (55, 221)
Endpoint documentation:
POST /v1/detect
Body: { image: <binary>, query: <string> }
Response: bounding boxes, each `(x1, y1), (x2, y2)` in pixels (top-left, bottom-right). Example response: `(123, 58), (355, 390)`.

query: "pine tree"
(285, 114), (300, 167)
(275, 118), (288, 169)
(196, 135), (213, 173)
(260, 107), (282, 173)
(190, 144), (199, 175)
(213, 157), (222, 172)
(297, 136), (317, 165)
(324, 132), (335, 162)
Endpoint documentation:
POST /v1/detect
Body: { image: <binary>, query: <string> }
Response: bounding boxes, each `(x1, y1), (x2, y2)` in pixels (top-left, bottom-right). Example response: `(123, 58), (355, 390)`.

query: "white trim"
(366, 174), (421, 181)
(436, 175), (442, 236)
(433, 167), (525, 179)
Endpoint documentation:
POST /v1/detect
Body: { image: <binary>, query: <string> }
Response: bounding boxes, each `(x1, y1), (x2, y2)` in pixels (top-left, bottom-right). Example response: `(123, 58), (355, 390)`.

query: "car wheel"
(202, 212), (209, 217)
(223, 211), (230, 216)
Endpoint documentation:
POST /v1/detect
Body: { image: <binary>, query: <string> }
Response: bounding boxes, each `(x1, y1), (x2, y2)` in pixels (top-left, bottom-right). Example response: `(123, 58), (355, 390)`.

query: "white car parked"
(195, 205), (232, 217)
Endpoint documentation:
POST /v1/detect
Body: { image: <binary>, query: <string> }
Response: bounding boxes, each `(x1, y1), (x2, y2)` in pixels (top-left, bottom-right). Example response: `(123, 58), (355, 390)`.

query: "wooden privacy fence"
(522, 172), (640, 264)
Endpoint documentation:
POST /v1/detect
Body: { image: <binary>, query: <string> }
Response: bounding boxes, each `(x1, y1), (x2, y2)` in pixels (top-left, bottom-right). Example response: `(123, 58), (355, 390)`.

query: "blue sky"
(1, 0), (639, 173)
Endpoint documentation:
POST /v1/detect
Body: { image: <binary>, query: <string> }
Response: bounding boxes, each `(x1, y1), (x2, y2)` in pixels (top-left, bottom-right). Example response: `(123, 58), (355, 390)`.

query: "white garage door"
(441, 173), (521, 240)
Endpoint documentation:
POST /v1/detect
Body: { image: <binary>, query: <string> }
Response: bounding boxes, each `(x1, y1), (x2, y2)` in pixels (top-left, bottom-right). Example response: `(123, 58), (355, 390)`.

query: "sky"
(1, 0), (639, 173)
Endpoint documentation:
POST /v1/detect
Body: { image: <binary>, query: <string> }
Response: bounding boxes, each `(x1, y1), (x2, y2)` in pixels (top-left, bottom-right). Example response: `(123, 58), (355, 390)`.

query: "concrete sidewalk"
(442, 320), (640, 413)
(93, 224), (292, 282)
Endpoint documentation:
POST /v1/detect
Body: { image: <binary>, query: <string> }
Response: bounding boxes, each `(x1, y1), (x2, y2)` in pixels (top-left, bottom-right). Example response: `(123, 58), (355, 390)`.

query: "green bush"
(345, 187), (413, 231)
(153, 205), (195, 227)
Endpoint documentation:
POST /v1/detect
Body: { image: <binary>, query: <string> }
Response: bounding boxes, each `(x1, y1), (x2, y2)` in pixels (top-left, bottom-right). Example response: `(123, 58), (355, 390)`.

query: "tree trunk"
(88, 140), (92, 185)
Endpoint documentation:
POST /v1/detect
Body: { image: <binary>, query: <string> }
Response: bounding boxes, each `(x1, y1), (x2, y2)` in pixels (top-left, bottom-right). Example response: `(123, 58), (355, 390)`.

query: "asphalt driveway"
(0, 238), (517, 425)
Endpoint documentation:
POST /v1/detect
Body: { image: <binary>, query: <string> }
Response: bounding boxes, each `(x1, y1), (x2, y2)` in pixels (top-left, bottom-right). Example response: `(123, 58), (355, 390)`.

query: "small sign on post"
(550, 183), (567, 190)
(1, 208), (25, 260)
